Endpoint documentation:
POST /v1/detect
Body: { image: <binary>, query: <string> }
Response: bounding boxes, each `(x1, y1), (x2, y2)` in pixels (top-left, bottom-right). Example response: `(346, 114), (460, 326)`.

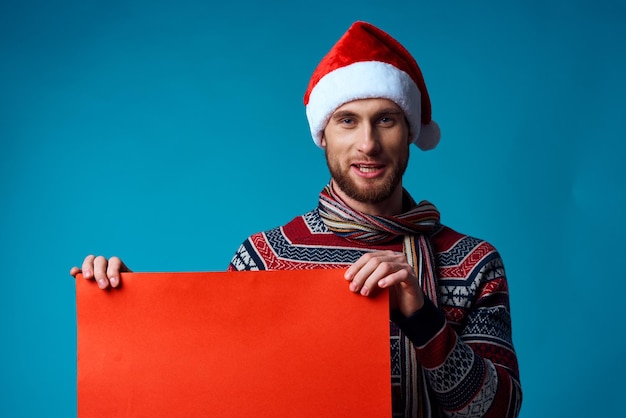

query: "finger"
(93, 255), (111, 289)
(106, 256), (130, 288)
(351, 257), (383, 294)
(345, 251), (380, 281)
(81, 255), (96, 279)
(346, 251), (394, 281)
(375, 267), (412, 289)
(360, 260), (405, 296)
(69, 266), (81, 278)
(349, 251), (399, 296)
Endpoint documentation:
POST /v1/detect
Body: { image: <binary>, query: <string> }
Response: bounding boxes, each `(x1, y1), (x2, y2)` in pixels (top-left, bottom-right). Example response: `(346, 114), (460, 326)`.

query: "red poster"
(76, 269), (391, 417)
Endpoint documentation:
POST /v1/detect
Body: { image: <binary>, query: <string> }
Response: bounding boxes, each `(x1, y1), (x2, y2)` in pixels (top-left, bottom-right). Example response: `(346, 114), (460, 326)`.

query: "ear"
(320, 135), (327, 149)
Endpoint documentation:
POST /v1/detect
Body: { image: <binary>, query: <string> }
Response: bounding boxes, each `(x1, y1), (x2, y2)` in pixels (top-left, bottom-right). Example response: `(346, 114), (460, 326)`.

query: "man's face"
(321, 98), (411, 207)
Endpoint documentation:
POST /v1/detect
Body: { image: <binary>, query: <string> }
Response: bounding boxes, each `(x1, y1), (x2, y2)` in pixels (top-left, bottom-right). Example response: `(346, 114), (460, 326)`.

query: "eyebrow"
(331, 110), (357, 119)
(331, 107), (404, 119)
(376, 108), (404, 116)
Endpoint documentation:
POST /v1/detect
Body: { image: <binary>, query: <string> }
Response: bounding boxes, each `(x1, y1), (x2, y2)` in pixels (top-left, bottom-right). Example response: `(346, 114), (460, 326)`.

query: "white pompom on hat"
(303, 21), (440, 151)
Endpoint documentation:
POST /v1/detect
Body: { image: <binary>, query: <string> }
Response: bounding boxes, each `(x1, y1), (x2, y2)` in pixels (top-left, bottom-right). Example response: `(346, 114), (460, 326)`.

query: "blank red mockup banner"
(76, 270), (391, 417)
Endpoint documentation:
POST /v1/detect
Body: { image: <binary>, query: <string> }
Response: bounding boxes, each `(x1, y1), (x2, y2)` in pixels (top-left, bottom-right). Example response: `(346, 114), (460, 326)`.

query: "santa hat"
(303, 21), (440, 151)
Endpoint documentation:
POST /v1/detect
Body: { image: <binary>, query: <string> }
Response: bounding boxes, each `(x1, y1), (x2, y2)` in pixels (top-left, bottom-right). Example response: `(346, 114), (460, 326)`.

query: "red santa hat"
(303, 21), (440, 151)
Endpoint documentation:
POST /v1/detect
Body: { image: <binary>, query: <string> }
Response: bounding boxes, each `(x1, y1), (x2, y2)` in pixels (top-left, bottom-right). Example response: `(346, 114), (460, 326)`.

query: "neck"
(330, 180), (404, 216)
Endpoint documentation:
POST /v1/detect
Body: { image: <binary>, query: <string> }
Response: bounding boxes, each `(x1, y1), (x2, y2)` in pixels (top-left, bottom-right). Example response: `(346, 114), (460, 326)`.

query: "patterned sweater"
(228, 208), (522, 417)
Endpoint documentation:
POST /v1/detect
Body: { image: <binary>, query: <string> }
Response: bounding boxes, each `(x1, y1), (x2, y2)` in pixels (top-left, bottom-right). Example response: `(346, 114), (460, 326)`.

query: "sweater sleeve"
(227, 237), (265, 271)
(393, 253), (522, 418)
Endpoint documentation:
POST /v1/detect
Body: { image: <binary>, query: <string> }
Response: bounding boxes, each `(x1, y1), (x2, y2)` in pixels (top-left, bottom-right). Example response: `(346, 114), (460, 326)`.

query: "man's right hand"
(70, 255), (131, 289)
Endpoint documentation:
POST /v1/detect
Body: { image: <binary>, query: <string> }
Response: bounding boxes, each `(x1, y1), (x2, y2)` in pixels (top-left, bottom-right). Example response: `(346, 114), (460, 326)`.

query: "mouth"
(356, 164), (380, 173)
(352, 163), (385, 177)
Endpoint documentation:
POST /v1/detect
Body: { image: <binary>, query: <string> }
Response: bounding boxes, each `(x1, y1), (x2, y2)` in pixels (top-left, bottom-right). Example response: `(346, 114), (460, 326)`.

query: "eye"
(379, 116), (396, 126)
(340, 117), (355, 125)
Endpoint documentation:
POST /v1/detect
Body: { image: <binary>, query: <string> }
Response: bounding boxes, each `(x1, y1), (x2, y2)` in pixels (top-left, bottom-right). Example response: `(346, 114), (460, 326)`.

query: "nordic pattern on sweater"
(228, 208), (522, 418)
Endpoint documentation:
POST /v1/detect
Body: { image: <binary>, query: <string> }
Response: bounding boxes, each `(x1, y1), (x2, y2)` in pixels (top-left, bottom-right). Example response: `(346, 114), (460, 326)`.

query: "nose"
(356, 123), (381, 154)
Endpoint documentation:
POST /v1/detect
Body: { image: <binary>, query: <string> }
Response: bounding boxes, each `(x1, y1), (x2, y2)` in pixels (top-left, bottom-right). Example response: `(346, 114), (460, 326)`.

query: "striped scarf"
(318, 183), (440, 417)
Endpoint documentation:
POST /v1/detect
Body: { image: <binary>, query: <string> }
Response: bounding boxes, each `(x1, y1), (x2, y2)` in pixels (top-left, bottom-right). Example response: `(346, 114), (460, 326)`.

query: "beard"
(325, 149), (409, 204)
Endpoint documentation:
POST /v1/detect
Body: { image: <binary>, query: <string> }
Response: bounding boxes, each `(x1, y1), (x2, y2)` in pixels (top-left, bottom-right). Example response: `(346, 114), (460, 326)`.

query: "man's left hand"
(344, 250), (425, 317)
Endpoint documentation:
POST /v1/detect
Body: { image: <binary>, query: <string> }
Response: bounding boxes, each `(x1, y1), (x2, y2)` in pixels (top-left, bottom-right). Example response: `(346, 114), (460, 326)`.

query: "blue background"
(2, 0), (625, 416)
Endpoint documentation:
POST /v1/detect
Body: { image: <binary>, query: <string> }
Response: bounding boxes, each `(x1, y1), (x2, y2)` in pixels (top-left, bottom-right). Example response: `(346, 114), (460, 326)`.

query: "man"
(73, 21), (522, 417)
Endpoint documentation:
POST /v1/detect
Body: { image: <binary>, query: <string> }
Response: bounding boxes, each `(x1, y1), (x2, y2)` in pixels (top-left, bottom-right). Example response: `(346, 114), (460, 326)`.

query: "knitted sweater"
(228, 208), (522, 417)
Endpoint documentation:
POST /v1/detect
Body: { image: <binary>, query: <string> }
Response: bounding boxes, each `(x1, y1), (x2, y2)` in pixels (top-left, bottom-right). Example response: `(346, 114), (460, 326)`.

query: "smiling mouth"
(355, 164), (383, 173)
